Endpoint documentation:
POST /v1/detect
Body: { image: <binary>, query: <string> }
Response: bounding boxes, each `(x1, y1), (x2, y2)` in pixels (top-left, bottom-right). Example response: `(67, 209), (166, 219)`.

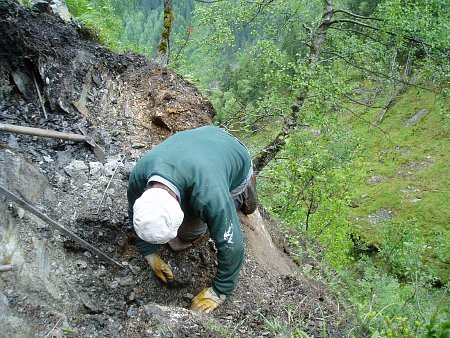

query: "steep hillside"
(0, 1), (346, 337)
(347, 88), (449, 281)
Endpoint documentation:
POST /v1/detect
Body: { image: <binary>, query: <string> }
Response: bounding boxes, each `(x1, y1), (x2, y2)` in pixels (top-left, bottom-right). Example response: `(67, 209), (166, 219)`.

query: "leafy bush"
(259, 119), (358, 268)
(339, 220), (449, 337)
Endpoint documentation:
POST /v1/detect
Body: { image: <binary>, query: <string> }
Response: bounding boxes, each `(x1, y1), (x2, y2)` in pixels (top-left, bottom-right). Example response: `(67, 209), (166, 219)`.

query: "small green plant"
(259, 308), (322, 337)
(61, 328), (75, 334)
(205, 318), (233, 337)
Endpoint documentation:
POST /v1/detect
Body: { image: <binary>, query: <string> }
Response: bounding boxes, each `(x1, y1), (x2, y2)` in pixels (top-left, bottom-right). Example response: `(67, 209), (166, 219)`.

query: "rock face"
(0, 1), (346, 337)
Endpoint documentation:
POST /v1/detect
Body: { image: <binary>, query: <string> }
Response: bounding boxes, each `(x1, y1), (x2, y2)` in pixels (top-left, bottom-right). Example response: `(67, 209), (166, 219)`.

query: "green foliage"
(342, 250), (449, 337)
(260, 311), (316, 338)
(259, 119), (358, 267)
(15, 0), (32, 6)
(66, 0), (123, 50)
(376, 0), (450, 85)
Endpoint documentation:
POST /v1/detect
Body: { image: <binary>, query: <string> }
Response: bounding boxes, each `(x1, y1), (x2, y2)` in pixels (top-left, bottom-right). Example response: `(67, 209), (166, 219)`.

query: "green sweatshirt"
(127, 126), (252, 298)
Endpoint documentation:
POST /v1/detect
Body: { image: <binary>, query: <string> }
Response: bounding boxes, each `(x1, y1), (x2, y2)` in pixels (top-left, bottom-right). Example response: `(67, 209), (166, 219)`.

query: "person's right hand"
(145, 253), (174, 284)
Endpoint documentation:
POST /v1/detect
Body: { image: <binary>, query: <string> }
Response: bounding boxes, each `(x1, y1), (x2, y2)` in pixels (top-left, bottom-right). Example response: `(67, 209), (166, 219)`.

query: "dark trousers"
(177, 173), (258, 242)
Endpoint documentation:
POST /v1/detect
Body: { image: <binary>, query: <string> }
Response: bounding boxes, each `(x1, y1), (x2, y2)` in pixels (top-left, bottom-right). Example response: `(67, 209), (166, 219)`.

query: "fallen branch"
(95, 154), (125, 214)
(0, 264), (15, 272)
(32, 72), (47, 119)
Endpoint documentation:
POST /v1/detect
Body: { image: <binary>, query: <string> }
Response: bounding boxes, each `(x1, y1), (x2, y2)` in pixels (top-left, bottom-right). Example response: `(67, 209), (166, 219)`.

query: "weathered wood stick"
(0, 264), (15, 272)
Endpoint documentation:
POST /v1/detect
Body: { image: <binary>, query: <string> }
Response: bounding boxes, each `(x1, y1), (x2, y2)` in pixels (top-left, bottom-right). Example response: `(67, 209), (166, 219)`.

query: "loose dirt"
(0, 1), (347, 337)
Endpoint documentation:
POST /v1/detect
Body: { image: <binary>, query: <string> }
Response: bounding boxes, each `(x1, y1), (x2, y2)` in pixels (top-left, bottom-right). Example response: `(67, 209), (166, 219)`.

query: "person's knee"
(177, 219), (207, 242)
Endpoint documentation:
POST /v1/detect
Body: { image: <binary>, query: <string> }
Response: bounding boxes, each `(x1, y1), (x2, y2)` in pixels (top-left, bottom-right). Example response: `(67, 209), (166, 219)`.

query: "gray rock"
(365, 174), (386, 185)
(144, 304), (167, 318)
(11, 70), (33, 98)
(119, 276), (134, 286)
(404, 108), (428, 126)
(126, 305), (138, 317)
(81, 295), (102, 314)
(367, 208), (394, 224)
(104, 157), (124, 176)
(0, 148), (48, 202)
(121, 161), (136, 177)
(124, 104), (134, 118)
(184, 293), (194, 300)
(31, 0), (51, 13)
(64, 160), (88, 178)
(89, 162), (104, 178)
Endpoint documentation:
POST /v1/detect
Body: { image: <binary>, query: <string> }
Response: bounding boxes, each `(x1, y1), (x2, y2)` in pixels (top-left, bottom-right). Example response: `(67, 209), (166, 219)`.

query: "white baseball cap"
(133, 188), (184, 244)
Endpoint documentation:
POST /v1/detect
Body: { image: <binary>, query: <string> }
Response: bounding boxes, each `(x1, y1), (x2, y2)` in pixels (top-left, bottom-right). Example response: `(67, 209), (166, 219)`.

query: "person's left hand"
(190, 287), (225, 313)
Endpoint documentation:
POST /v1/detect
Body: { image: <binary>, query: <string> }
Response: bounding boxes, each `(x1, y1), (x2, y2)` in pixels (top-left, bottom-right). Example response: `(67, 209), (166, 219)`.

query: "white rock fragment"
(89, 161), (105, 178)
(64, 160), (88, 177)
(43, 155), (53, 163)
(104, 156), (124, 176)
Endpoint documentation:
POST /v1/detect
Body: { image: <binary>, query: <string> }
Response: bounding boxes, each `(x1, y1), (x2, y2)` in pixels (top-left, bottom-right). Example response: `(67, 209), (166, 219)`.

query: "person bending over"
(127, 126), (258, 313)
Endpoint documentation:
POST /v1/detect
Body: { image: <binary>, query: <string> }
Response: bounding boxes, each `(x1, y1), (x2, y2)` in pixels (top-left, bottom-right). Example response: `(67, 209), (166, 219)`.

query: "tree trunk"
(253, 0), (335, 173)
(156, 0), (173, 66)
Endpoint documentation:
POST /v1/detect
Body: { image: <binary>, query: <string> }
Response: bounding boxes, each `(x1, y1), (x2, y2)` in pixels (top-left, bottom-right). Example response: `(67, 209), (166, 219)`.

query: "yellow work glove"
(145, 253), (174, 284)
(190, 287), (225, 313)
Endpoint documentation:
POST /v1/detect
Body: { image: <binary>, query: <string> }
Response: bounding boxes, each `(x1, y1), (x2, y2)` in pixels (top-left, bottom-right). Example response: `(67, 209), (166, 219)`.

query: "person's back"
(128, 126), (251, 206)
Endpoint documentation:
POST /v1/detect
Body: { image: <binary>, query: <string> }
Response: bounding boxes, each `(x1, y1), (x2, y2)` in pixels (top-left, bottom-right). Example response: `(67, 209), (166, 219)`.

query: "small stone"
(64, 160), (88, 177)
(17, 207), (25, 219)
(365, 174), (386, 185)
(126, 305), (138, 317)
(129, 292), (135, 301)
(104, 157), (124, 176)
(43, 155), (53, 163)
(119, 276), (134, 286)
(121, 161), (136, 177)
(144, 304), (166, 318)
(75, 259), (87, 269)
(124, 105), (134, 118)
(131, 143), (145, 149)
(89, 162), (104, 178)
(184, 293), (194, 300)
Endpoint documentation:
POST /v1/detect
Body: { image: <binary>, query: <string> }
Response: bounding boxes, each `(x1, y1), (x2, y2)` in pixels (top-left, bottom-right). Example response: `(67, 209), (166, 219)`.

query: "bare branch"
(342, 107), (390, 139)
(322, 50), (430, 91)
(333, 8), (383, 21)
(194, 0), (222, 3)
(331, 18), (447, 55)
(331, 26), (390, 46)
(172, 27), (193, 64)
(243, 0), (276, 27)
(302, 23), (312, 35)
(329, 18), (381, 31)
(342, 94), (387, 109)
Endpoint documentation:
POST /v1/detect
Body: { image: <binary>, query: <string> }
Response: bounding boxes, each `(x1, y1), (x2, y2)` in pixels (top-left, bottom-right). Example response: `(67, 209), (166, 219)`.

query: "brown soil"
(0, 1), (347, 337)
